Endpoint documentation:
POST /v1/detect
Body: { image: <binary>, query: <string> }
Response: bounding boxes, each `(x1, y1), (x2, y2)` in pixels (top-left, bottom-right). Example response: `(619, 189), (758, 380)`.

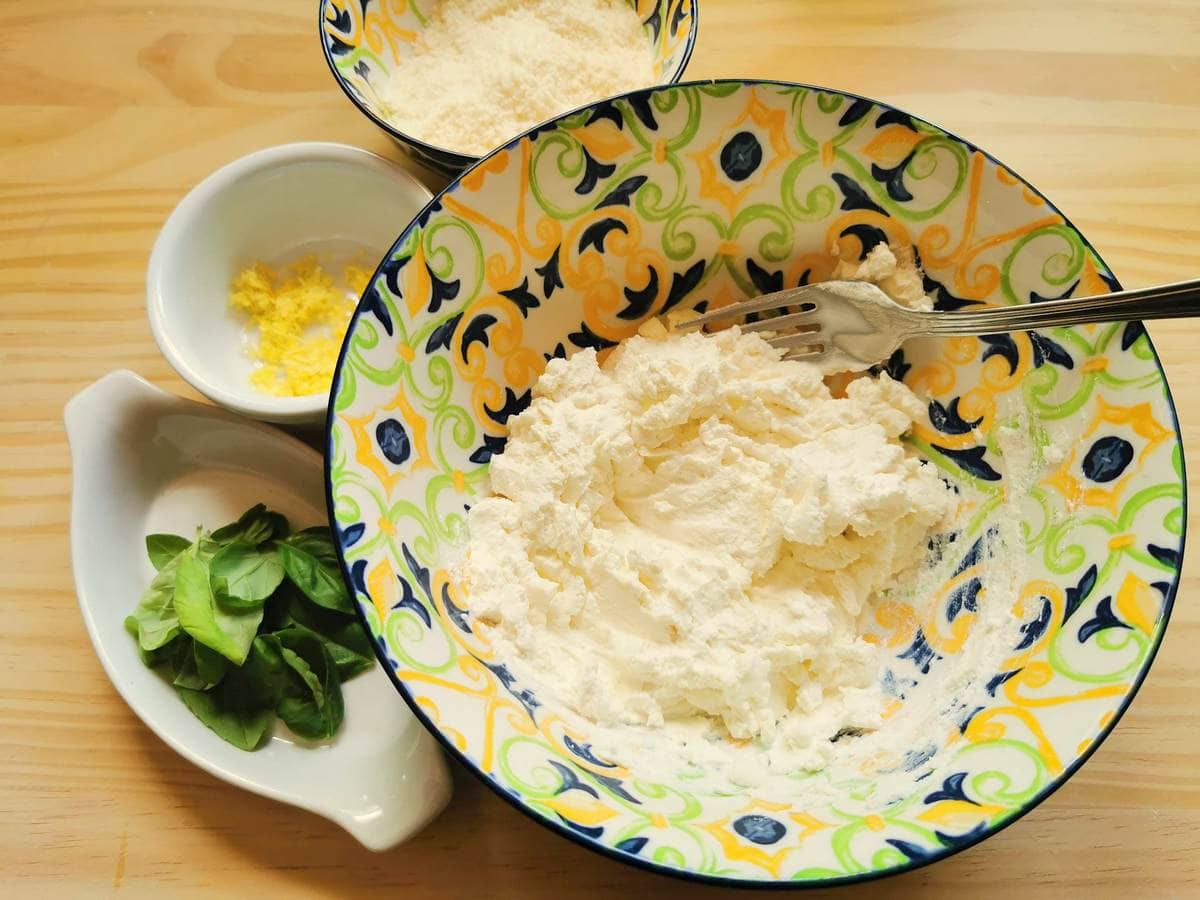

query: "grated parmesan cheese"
(377, 0), (658, 156)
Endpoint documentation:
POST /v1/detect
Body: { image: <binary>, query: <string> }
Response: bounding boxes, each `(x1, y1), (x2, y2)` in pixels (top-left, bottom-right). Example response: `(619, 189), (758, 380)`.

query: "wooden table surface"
(3, 1), (1199, 896)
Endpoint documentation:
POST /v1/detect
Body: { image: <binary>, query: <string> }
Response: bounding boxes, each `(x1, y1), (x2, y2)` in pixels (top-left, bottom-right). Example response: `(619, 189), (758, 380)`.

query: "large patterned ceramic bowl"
(325, 81), (1185, 885)
(319, 0), (698, 175)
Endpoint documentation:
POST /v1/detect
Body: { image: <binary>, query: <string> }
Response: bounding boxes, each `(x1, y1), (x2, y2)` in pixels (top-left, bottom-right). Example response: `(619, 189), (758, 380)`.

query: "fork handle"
(913, 277), (1200, 336)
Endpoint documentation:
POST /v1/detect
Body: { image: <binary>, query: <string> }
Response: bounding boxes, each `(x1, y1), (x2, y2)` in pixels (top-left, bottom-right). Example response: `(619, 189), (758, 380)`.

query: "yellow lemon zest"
(229, 255), (360, 397)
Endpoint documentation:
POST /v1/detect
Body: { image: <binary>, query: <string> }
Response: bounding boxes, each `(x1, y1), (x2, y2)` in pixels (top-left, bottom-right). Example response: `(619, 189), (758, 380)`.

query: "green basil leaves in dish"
(145, 533), (191, 571)
(210, 540), (285, 607)
(175, 553), (264, 665)
(124, 504), (372, 750)
(278, 540), (355, 614)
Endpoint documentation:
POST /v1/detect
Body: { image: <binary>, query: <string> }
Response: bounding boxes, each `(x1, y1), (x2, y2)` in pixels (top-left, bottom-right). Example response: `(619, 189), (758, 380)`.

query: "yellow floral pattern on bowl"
(326, 81), (1185, 886)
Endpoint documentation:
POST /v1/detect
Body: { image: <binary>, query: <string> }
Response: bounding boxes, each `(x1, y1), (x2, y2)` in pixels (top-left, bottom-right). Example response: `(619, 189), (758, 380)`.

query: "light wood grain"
(2, 1), (1199, 896)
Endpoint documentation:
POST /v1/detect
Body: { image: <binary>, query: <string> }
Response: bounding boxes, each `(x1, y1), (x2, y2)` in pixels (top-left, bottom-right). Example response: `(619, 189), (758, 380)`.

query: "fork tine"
(769, 331), (828, 350)
(739, 310), (823, 334)
(675, 285), (821, 329)
(782, 345), (825, 362)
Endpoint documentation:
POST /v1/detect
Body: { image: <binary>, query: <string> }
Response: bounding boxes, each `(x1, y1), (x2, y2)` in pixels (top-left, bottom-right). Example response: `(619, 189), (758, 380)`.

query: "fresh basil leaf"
(128, 533), (221, 655)
(240, 635), (288, 708)
(270, 618), (373, 683)
(193, 641), (229, 688)
(127, 553), (186, 651)
(211, 504), (289, 546)
(278, 542), (353, 614)
(282, 596), (374, 680)
(273, 631), (344, 740)
(136, 641), (167, 669)
(331, 647), (374, 680)
(277, 664), (342, 740)
(218, 659), (276, 712)
(210, 540), (284, 606)
(145, 533), (191, 571)
(175, 553), (263, 664)
(259, 586), (295, 633)
(175, 686), (274, 751)
(292, 525), (333, 540)
(198, 536), (224, 558)
(284, 526), (338, 564)
(128, 625), (187, 670)
(172, 646), (207, 690)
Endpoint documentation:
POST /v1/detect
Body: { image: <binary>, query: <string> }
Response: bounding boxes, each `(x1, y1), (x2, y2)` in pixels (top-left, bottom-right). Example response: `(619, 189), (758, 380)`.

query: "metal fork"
(677, 277), (1200, 373)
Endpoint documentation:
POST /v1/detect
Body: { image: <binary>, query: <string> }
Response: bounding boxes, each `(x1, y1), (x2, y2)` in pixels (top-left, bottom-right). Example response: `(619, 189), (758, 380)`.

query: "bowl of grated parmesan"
(319, 0), (698, 175)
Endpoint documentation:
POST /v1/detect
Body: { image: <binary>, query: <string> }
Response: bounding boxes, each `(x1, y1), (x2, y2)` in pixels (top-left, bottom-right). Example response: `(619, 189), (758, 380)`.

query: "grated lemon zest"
(229, 255), (359, 397)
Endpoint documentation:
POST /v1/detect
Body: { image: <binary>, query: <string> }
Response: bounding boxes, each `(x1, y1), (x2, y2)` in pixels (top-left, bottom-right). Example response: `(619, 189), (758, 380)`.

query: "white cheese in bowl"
(378, 0), (659, 156)
(461, 319), (958, 774)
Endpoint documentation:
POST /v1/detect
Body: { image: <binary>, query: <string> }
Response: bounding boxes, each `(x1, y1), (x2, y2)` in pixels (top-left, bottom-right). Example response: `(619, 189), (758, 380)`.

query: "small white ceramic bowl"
(65, 370), (452, 849)
(147, 142), (432, 425)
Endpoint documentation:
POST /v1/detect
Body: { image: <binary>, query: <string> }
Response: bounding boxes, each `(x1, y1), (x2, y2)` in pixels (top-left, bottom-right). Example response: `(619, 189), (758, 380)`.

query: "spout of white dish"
(326, 746), (452, 852)
(63, 369), (165, 458)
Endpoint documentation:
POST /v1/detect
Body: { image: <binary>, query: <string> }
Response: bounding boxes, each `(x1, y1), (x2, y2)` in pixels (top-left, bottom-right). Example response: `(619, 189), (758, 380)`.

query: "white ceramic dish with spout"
(64, 370), (451, 850)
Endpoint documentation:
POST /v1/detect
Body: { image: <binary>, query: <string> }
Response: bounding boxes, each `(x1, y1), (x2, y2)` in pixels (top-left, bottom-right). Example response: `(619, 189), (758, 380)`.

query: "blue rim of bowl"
(324, 78), (1187, 888)
(317, 0), (700, 167)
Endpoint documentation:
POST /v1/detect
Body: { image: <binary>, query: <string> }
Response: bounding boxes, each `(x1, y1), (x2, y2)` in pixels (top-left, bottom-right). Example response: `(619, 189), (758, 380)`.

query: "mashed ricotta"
(462, 313), (957, 771)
